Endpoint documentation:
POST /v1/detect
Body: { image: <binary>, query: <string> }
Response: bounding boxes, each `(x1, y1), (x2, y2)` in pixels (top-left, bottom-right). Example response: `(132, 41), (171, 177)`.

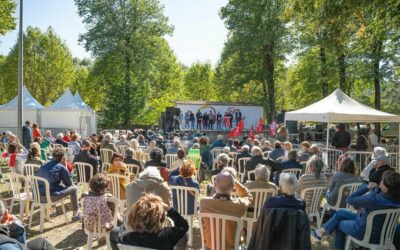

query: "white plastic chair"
(108, 173), (127, 210)
(142, 152), (150, 162)
(23, 163), (41, 177)
(211, 148), (223, 160)
(243, 188), (277, 245)
(8, 172), (30, 219)
(199, 212), (243, 250)
(247, 170), (256, 181)
(84, 197), (118, 250)
(170, 186), (200, 246)
(117, 244), (155, 250)
(282, 168), (303, 179)
(117, 145), (129, 157)
(74, 162), (94, 191)
(321, 182), (361, 221)
(28, 175), (68, 233)
(300, 186), (326, 228)
(165, 154), (178, 168)
(126, 164), (141, 176)
(237, 157), (251, 182)
(100, 148), (114, 172)
(345, 208), (400, 250)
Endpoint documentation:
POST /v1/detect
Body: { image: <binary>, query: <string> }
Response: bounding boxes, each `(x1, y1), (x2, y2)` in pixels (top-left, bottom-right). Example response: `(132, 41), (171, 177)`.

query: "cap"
(375, 154), (389, 164)
(81, 139), (91, 147)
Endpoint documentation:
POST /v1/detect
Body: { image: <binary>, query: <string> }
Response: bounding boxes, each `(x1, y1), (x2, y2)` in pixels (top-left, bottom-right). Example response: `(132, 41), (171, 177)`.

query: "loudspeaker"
(174, 108), (181, 117)
(286, 121), (298, 134)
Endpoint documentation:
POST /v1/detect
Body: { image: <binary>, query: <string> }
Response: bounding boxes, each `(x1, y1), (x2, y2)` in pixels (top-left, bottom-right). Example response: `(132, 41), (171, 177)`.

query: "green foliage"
(0, 26), (75, 105)
(183, 62), (218, 101)
(0, 0), (16, 35)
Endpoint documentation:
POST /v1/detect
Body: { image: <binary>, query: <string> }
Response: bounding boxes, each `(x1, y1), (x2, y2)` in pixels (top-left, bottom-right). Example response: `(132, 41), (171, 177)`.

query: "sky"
(0, 0), (229, 66)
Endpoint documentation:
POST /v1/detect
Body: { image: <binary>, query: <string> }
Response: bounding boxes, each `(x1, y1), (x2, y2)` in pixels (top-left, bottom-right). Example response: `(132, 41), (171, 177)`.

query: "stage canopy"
(285, 89), (400, 123)
(41, 87), (97, 137)
(0, 86), (43, 128)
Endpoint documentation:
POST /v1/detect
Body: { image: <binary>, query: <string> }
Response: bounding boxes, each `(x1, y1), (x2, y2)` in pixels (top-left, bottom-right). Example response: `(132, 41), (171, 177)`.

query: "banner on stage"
(175, 101), (264, 130)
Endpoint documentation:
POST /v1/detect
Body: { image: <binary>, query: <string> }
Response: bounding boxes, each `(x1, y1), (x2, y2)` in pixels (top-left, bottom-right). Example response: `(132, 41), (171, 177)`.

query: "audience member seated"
(63, 130), (71, 143)
(0, 201), (56, 250)
(360, 146), (388, 181)
(233, 140), (242, 151)
(167, 140), (181, 154)
(55, 133), (68, 147)
(264, 173), (305, 211)
(25, 143), (44, 166)
(309, 144), (320, 156)
(31, 122), (42, 142)
(245, 164), (278, 217)
(226, 139), (237, 152)
(156, 135), (167, 155)
(236, 145), (251, 165)
(73, 139), (99, 182)
(261, 140), (272, 152)
(137, 134), (148, 147)
(211, 153), (230, 176)
(243, 146), (278, 183)
(367, 154), (393, 187)
(110, 194), (188, 250)
(211, 135), (226, 149)
(145, 148), (168, 181)
(123, 147), (141, 168)
(83, 173), (114, 233)
(107, 153), (134, 199)
(143, 140), (157, 154)
(126, 167), (172, 210)
(36, 147), (80, 221)
(280, 150), (303, 171)
(115, 134), (130, 148)
(199, 137), (213, 170)
(44, 130), (55, 143)
(297, 141), (311, 162)
(130, 139), (143, 161)
(312, 171), (400, 250)
(269, 141), (285, 161)
(200, 173), (252, 250)
(283, 141), (292, 158)
(100, 133), (117, 152)
(169, 160), (200, 215)
(2, 143), (18, 171)
(171, 148), (185, 170)
(33, 137), (50, 161)
(326, 157), (361, 209)
(296, 156), (328, 213)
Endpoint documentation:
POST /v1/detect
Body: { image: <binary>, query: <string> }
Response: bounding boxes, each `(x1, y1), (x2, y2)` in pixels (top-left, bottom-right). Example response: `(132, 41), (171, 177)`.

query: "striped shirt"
(296, 174), (328, 214)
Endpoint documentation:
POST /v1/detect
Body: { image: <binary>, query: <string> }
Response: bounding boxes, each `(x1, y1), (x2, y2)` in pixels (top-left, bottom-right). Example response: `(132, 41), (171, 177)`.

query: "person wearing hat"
(360, 146), (389, 181)
(73, 139), (99, 182)
(108, 153), (134, 199)
(368, 154), (393, 189)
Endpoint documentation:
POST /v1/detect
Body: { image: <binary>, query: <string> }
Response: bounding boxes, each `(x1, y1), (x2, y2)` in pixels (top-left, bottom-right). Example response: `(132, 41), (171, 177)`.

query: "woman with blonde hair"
(110, 194), (188, 250)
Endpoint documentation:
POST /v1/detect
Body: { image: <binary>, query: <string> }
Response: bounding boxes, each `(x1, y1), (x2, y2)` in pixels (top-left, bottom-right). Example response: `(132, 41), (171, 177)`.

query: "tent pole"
(326, 122), (330, 149)
(398, 122), (400, 172)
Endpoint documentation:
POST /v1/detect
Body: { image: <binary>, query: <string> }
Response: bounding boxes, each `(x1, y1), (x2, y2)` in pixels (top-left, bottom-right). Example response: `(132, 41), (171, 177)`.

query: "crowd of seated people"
(1, 123), (400, 250)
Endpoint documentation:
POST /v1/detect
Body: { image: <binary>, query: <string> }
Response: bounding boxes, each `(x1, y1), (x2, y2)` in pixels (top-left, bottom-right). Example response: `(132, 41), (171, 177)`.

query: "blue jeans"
(322, 209), (364, 250)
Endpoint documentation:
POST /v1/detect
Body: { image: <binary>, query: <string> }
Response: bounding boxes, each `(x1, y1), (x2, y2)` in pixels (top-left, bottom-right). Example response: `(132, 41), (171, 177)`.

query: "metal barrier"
(388, 153), (399, 173)
(319, 148), (343, 171)
(345, 151), (372, 174)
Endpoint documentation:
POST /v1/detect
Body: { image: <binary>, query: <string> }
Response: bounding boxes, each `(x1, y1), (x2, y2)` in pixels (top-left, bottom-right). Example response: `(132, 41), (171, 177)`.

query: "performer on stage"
(196, 110), (202, 130)
(228, 112), (234, 129)
(224, 112), (230, 130)
(190, 111), (195, 130)
(202, 112), (209, 130)
(184, 111), (190, 129)
(216, 112), (222, 130)
(209, 110), (215, 130)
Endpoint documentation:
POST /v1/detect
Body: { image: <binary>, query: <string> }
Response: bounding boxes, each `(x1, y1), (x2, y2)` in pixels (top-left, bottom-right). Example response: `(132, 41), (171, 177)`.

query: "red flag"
(227, 126), (241, 138)
(238, 120), (244, 133)
(250, 125), (255, 140)
(257, 118), (263, 133)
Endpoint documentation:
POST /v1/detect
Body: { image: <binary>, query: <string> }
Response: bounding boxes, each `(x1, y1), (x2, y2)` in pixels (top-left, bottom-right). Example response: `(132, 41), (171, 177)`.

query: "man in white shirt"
(368, 128), (379, 148)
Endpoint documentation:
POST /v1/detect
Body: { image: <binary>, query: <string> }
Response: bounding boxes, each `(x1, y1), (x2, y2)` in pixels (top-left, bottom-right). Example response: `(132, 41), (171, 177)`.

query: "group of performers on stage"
(178, 110), (243, 130)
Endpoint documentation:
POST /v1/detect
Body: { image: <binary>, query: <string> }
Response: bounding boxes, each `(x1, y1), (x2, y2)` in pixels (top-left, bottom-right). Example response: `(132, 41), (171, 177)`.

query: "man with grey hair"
(264, 173), (305, 211)
(167, 140), (180, 154)
(100, 132), (117, 152)
(115, 134), (131, 147)
(211, 153), (230, 176)
(211, 135), (225, 149)
(123, 147), (142, 167)
(55, 133), (68, 147)
(200, 172), (252, 250)
(236, 144), (251, 166)
(243, 146), (278, 183)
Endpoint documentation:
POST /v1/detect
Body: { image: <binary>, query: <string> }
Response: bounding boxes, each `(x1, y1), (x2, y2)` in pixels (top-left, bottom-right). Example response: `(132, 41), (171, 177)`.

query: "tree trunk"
(373, 40), (383, 138)
(338, 53), (346, 92)
(264, 47), (276, 123)
(320, 46), (328, 97)
(261, 79), (268, 122)
(124, 54), (132, 127)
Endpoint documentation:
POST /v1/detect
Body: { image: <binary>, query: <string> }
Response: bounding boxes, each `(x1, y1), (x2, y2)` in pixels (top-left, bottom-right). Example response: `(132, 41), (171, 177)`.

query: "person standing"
(331, 123), (351, 150)
(209, 111), (215, 130)
(216, 112), (222, 130)
(368, 128), (379, 149)
(22, 121), (32, 149)
(32, 123), (42, 142)
(184, 111), (190, 129)
(202, 112), (209, 130)
(228, 112), (234, 129)
(189, 111), (195, 130)
(196, 110), (202, 130)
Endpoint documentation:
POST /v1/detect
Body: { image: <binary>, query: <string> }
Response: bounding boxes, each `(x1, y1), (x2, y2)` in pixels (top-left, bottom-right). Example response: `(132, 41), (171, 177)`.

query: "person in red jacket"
(32, 122), (42, 141)
(63, 130), (71, 143)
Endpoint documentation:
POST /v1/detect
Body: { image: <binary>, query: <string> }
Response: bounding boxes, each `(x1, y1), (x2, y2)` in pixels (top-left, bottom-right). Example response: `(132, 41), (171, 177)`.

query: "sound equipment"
(166, 107), (175, 124)
(286, 121), (298, 134)
(159, 112), (166, 130)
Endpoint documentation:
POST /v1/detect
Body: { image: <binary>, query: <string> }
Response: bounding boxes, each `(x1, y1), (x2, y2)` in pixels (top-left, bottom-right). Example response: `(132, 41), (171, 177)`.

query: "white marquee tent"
(41, 87), (97, 137)
(285, 89), (400, 148)
(0, 86), (44, 129)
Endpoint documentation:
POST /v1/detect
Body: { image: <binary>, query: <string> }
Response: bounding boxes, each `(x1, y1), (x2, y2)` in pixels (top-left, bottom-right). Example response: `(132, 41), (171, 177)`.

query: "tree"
(75, 0), (173, 127)
(183, 62), (217, 101)
(219, 0), (290, 121)
(0, 0), (16, 35)
(1, 26), (75, 105)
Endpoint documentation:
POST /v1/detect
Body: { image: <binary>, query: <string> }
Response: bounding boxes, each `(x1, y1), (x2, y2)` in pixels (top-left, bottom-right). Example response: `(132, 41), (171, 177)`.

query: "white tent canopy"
(41, 87), (97, 137)
(0, 86), (43, 128)
(285, 89), (400, 123)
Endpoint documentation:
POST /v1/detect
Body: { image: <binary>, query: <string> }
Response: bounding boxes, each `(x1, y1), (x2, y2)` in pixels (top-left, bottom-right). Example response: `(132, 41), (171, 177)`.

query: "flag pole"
(17, 0), (24, 140)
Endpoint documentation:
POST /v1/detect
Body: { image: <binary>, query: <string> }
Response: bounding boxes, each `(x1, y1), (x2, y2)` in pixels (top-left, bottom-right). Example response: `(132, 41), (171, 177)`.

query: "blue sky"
(0, 0), (228, 66)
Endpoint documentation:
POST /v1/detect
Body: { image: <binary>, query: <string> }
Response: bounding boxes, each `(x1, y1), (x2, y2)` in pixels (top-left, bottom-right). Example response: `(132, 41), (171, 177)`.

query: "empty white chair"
(126, 164), (141, 176)
(282, 168), (303, 179)
(23, 164), (41, 177)
(28, 176), (68, 233)
(85, 197), (119, 250)
(199, 212), (243, 250)
(321, 182), (361, 220)
(247, 170), (256, 181)
(345, 208), (400, 250)
(170, 186), (200, 246)
(117, 244), (156, 250)
(8, 172), (30, 219)
(300, 186), (326, 228)
(165, 154), (178, 168)
(74, 162), (94, 191)
(100, 148), (114, 172)
(237, 157), (251, 182)
(243, 188), (277, 245)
